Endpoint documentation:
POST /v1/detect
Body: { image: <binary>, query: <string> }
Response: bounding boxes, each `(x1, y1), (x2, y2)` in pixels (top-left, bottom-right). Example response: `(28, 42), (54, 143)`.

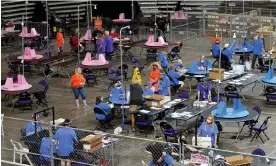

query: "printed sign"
(191, 154), (209, 164)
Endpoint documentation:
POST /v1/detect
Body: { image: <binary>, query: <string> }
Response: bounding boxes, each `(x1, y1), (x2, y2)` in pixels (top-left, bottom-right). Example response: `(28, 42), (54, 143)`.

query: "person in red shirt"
(70, 67), (90, 109)
(211, 33), (221, 45)
(110, 28), (120, 38)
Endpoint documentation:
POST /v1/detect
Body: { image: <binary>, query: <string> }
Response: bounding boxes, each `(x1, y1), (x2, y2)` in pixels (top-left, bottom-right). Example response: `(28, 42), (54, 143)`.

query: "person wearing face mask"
(221, 43), (233, 70)
(109, 82), (125, 103)
(197, 55), (210, 71)
(143, 82), (154, 97)
(196, 79), (211, 101)
(158, 71), (171, 97)
(95, 96), (113, 122)
(197, 114), (219, 148)
(25, 114), (44, 136)
(158, 50), (169, 72)
(251, 34), (265, 70)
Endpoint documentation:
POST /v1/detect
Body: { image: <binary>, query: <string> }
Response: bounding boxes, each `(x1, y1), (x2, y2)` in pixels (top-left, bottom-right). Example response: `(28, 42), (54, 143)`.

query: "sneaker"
(76, 106), (80, 110)
(132, 127), (136, 132)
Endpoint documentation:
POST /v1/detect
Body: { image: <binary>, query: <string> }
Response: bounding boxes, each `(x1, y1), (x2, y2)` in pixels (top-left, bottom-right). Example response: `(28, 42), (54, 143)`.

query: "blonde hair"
(207, 114), (215, 127)
(75, 67), (82, 74)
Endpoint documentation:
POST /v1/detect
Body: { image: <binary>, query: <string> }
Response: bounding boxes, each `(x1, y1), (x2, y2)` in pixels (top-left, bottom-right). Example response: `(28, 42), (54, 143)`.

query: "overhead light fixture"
(94, 5), (97, 9)
(26, 0), (28, 3)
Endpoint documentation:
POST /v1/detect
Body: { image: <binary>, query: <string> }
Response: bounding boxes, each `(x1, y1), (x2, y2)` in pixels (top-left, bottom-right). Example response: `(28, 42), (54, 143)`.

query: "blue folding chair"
(160, 122), (181, 143)
(250, 116), (271, 143)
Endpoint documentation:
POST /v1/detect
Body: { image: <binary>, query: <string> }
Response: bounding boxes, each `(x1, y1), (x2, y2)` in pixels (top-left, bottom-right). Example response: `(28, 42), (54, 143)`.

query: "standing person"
(104, 31), (113, 60)
(129, 80), (144, 132)
(196, 80), (211, 101)
(54, 119), (77, 166)
(197, 114), (219, 148)
(251, 35), (264, 70)
(56, 28), (64, 55)
(158, 50), (169, 72)
(70, 67), (90, 109)
(149, 62), (161, 92)
(158, 71), (171, 97)
(97, 33), (106, 55)
(156, 15), (167, 42)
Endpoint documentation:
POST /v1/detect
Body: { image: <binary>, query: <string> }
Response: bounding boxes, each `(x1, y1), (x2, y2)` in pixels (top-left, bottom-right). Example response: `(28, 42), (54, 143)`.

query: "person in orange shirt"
(56, 28), (64, 55)
(149, 62), (162, 92)
(94, 16), (103, 31)
(70, 67), (90, 109)
(211, 33), (221, 45)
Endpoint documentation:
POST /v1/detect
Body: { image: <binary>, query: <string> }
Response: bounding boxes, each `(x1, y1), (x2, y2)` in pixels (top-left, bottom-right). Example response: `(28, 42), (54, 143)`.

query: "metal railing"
(2, 116), (276, 166)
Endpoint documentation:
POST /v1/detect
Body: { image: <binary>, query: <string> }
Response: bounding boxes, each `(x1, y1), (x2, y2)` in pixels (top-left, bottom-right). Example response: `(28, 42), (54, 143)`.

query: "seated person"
(40, 131), (57, 162)
(197, 114), (219, 148)
(146, 143), (175, 166)
(158, 71), (171, 96)
(174, 59), (186, 74)
(158, 50), (169, 72)
(109, 82), (125, 103)
(196, 80), (211, 101)
(197, 55), (210, 71)
(25, 114), (44, 136)
(221, 43), (233, 70)
(110, 28), (120, 39)
(211, 39), (220, 59)
(149, 62), (161, 93)
(143, 82), (154, 97)
(167, 65), (184, 89)
(95, 96), (113, 122)
(104, 31), (114, 60)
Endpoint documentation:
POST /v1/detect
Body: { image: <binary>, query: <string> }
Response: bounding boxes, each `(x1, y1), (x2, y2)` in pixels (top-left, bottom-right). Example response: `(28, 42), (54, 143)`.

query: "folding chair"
(93, 108), (113, 130)
(240, 106), (261, 136)
(160, 122), (181, 143)
(134, 112), (153, 137)
(108, 68), (121, 89)
(250, 116), (271, 143)
(10, 140), (33, 165)
(33, 80), (49, 107)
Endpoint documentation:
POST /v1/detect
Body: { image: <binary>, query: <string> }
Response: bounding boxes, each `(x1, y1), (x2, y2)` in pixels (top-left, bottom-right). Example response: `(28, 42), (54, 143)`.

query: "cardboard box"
(209, 68), (225, 80)
(81, 134), (103, 152)
(225, 155), (253, 166)
(145, 95), (170, 108)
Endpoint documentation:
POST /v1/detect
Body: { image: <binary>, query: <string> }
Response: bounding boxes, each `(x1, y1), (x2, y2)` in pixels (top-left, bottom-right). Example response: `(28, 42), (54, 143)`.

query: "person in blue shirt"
(167, 65), (184, 89)
(40, 131), (57, 163)
(146, 143), (175, 166)
(104, 31), (113, 60)
(109, 81), (125, 104)
(221, 43), (233, 70)
(158, 71), (171, 96)
(54, 119), (77, 166)
(158, 51), (169, 72)
(97, 33), (106, 54)
(143, 82), (154, 97)
(198, 114), (219, 148)
(211, 39), (220, 59)
(251, 35), (264, 69)
(25, 114), (44, 136)
(95, 96), (113, 122)
(197, 55), (210, 71)
(196, 80), (211, 101)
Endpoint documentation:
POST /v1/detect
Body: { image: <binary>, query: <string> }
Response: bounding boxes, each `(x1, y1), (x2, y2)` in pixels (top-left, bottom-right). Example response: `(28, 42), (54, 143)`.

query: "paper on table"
(228, 82), (235, 84)
(150, 107), (161, 110)
(152, 102), (158, 107)
(139, 110), (150, 114)
(174, 99), (182, 102)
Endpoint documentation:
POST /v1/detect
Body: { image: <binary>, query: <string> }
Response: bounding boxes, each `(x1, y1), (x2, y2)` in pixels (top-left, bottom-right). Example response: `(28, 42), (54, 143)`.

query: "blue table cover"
(231, 41), (253, 53)
(263, 68), (276, 84)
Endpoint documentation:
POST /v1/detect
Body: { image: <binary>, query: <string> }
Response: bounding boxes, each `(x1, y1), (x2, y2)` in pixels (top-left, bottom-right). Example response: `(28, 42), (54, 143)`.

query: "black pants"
(221, 54), (231, 70)
(105, 52), (112, 60)
(156, 30), (166, 42)
(251, 55), (264, 69)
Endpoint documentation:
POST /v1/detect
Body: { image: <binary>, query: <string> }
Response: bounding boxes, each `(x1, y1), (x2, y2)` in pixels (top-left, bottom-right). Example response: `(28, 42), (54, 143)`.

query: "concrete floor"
(1, 34), (276, 161)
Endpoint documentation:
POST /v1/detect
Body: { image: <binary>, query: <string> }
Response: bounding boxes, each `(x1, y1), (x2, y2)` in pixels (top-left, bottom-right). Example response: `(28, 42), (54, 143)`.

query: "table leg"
(235, 122), (241, 141)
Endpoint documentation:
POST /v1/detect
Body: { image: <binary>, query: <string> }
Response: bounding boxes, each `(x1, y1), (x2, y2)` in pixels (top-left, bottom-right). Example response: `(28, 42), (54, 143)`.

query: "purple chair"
(131, 57), (145, 76)
(212, 96), (224, 103)
(6, 58), (18, 76)
(250, 116), (271, 143)
(240, 106), (261, 136)
(167, 45), (181, 62)
(252, 148), (265, 156)
(134, 113), (153, 137)
(33, 80), (49, 107)
(117, 64), (128, 81)
(18, 92), (33, 110)
(108, 68), (121, 89)
(160, 122), (181, 142)
(146, 53), (157, 63)
(178, 91), (189, 99)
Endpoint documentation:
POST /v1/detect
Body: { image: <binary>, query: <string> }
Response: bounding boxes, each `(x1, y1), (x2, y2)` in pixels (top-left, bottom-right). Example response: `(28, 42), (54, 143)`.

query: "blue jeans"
(72, 87), (86, 100)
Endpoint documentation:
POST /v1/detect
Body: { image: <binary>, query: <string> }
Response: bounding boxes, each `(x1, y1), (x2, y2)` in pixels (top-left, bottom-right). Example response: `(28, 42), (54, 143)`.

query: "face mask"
(101, 96), (103, 101)
(207, 119), (212, 124)
(116, 86), (121, 89)
(201, 60), (204, 63)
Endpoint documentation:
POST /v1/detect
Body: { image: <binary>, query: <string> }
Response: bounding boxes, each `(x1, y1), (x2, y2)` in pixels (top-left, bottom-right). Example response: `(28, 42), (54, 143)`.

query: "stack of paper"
(139, 110), (150, 114)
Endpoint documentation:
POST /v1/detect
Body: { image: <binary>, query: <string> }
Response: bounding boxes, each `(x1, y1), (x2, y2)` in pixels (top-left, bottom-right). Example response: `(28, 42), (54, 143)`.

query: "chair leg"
(258, 135), (265, 143)
(263, 131), (270, 140)
(250, 132), (258, 142)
